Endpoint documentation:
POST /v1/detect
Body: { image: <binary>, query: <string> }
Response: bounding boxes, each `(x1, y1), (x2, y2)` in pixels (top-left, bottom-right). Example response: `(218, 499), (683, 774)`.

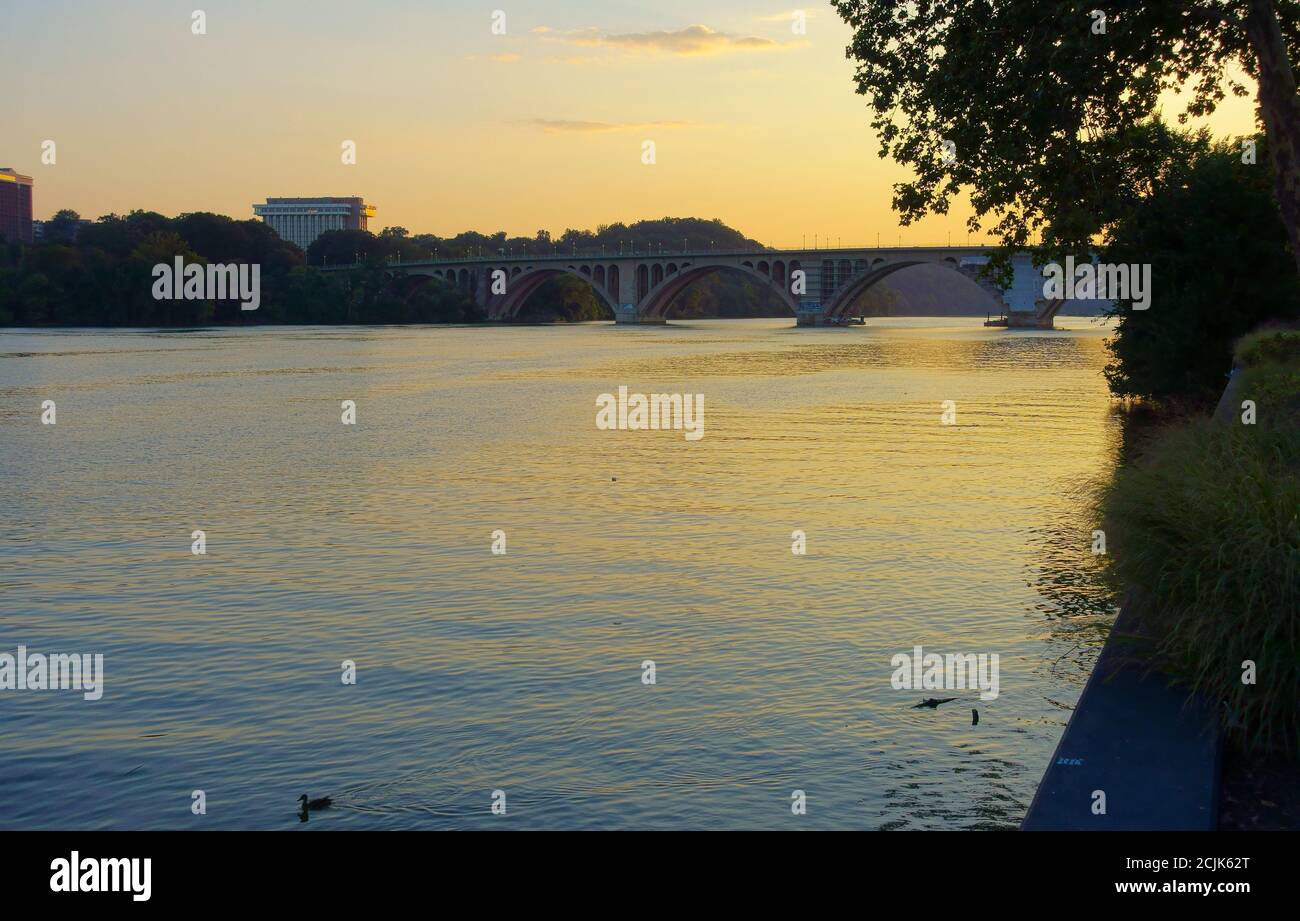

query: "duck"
(298, 794), (332, 811)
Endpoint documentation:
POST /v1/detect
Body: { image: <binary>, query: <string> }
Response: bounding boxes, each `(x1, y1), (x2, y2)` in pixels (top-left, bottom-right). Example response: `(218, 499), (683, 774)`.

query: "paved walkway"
(1021, 606), (1221, 830)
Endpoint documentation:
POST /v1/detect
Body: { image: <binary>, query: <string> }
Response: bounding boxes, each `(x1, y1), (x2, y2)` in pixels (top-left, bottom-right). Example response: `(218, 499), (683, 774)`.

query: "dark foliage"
(1103, 134), (1300, 402)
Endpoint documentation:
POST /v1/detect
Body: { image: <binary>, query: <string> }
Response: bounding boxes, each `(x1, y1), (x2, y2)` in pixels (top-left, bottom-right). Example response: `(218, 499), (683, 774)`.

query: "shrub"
(1102, 134), (1300, 404)
(1099, 418), (1300, 752)
(1235, 326), (1300, 370)
(1240, 363), (1300, 422)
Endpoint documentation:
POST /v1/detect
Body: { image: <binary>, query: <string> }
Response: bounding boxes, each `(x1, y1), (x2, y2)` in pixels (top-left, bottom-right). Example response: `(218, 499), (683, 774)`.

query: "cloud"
(529, 119), (694, 134)
(756, 9), (815, 23)
(538, 24), (783, 57)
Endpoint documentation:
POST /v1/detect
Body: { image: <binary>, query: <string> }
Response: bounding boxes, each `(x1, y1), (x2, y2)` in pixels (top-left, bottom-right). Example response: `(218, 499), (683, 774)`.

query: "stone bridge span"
(376, 246), (1063, 327)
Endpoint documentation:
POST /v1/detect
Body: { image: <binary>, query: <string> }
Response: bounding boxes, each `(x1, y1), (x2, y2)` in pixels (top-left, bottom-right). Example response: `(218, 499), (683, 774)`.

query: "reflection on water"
(0, 317), (1118, 829)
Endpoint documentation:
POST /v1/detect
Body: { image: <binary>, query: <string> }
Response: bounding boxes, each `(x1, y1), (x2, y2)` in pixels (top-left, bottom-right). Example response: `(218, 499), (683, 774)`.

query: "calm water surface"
(0, 317), (1119, 829)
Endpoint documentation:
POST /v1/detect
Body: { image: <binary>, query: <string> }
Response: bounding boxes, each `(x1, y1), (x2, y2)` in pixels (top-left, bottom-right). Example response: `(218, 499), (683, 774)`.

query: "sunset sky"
(3, 0), (1259, 246)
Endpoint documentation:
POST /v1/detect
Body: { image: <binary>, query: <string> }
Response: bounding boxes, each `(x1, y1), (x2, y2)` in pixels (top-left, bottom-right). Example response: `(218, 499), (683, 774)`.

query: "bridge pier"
(983, 310), (1055, 329)
(1010, 310), (1054, 329)
(796, 304), (824, 326)
(614, 305), (666, 324)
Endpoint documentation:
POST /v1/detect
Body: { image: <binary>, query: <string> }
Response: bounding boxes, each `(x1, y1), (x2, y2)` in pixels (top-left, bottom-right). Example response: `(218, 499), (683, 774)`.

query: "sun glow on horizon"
(1, 0), (1260, 246)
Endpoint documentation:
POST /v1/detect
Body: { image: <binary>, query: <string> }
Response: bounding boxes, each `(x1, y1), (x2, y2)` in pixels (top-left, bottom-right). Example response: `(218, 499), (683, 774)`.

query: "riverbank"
(1027, 325), (1300, 830)
(1020, 602), (1221, 830)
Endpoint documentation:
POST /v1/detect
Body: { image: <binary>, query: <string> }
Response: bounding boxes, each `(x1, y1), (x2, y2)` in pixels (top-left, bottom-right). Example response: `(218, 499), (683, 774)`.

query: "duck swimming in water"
(298, 794), (332, 811)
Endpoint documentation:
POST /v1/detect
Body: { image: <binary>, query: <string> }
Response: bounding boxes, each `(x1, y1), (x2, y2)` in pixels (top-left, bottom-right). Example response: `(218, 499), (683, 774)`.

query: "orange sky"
(2, 1), (1260, 246)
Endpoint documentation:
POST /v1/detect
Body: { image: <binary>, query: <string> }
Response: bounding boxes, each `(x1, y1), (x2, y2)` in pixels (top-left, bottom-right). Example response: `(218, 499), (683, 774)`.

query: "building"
(252, 196), (376, 251)
(0, 168), (34, 244)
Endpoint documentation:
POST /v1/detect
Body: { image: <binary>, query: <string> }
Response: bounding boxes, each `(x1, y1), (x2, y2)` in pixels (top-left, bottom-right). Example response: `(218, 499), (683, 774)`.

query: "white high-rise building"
(252, 197), (376, 251)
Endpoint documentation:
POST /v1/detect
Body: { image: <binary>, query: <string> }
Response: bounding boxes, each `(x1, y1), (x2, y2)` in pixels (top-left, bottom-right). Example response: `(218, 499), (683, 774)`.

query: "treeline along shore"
(0, 214), (795, 327)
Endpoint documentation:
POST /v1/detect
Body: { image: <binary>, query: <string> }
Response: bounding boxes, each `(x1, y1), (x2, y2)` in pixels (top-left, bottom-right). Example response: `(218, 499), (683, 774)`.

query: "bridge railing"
(317, 243), (998, 271)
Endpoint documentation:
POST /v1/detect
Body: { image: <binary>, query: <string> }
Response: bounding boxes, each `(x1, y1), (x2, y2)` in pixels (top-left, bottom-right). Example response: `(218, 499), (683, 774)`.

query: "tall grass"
(1098, 417), (1300, 753)
(1235, 326), (1300, 369)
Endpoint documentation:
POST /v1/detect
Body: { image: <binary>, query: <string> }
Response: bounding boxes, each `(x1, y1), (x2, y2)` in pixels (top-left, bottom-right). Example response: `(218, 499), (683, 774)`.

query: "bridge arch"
(637, 261), (799, 320)
(491, 265), (619, 320)
(388, 268), (488, 307)
(822, 259), (1008, 319)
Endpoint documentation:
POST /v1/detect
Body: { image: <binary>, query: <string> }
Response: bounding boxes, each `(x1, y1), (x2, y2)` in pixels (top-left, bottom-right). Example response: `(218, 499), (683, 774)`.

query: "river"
(0, 317), (1119, 829)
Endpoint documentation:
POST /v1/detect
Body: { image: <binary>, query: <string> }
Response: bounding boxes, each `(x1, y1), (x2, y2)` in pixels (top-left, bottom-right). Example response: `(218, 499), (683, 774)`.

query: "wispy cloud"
(756, 9), (816, 23)
(538, 24), (784, 57)
(529, 119), (695, 134)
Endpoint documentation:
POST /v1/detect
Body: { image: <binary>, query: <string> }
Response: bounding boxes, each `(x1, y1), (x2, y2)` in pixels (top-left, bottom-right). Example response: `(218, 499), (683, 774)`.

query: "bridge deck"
(327, 245), (995, 270)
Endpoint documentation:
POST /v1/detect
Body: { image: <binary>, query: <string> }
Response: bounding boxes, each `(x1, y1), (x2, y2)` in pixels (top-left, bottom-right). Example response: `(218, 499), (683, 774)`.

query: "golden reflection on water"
(0, 318), (1118, 829)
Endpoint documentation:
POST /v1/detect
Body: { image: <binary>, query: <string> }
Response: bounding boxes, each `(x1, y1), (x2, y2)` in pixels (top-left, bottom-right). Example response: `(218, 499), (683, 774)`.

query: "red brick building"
(0, 168), (34, 245)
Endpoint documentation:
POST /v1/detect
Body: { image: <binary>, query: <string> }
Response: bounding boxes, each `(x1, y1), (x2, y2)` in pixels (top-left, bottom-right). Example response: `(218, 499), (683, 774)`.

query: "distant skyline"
(3, 0), (1259, 246)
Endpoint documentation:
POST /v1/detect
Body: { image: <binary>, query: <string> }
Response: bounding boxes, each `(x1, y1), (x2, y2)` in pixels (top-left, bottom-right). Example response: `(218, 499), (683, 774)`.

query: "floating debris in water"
(912, 697), (957, 709)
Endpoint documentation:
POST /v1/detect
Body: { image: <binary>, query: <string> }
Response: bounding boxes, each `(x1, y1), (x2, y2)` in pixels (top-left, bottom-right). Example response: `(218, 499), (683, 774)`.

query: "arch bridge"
(378, 246), (1064, 327)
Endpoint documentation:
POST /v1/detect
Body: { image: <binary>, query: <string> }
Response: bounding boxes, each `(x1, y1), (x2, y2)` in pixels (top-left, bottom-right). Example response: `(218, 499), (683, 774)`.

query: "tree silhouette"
(832, 0), (1300, 276)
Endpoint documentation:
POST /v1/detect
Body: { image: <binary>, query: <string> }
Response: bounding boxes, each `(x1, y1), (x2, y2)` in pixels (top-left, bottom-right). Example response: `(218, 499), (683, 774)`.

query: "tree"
(128, 232), (213, 325)
(306, 229), (387, 266)
(45, 209), (83, 244)
(831, 0), (1300, 275)
(78, 211), (173, 257)
(1103, 133), (1300, 401)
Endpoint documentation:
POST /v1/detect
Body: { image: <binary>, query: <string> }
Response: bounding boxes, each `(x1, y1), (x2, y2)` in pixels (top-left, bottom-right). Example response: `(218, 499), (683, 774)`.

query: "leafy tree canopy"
(831, 0), (1300, 274)
(1103, 132), (1300, 401)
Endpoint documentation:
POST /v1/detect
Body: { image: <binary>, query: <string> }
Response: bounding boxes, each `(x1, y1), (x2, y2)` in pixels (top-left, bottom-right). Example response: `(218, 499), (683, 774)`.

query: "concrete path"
(1021, 606), (1221, 830)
